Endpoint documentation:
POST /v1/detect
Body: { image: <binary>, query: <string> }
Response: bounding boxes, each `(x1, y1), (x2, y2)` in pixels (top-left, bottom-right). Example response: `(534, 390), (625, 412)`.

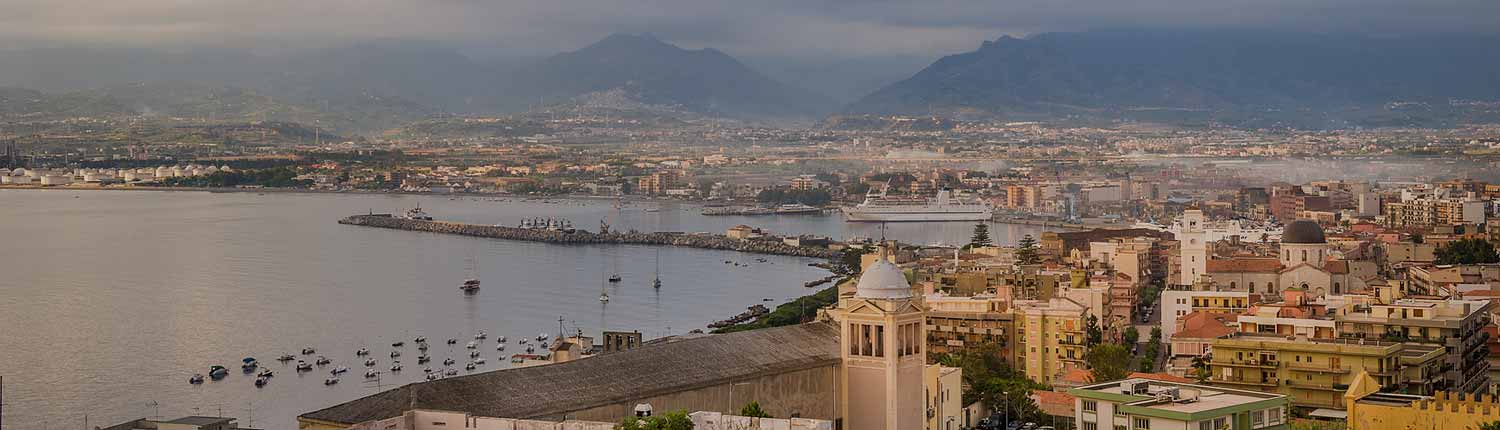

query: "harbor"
(0, 190), (842, 430)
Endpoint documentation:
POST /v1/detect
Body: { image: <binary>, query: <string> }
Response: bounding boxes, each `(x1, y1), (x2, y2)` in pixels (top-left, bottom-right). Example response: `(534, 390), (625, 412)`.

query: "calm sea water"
(0, 190), (1048, 430)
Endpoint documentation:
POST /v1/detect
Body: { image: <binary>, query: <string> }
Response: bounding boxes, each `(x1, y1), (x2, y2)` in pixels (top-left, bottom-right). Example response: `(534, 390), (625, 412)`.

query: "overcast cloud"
(1, 0), (1496, 58)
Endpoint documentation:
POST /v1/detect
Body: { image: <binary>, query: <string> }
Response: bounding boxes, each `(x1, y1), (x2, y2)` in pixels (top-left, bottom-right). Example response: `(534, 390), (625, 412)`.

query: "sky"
(2, 0), (1498, 60)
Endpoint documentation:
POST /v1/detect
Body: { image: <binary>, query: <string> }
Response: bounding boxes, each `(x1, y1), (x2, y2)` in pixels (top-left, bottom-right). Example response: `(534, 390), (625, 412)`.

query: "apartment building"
(1015, 298), (1089, 384)
(1208, 332), (1444, 409)
(1070, 378), (1291, 430)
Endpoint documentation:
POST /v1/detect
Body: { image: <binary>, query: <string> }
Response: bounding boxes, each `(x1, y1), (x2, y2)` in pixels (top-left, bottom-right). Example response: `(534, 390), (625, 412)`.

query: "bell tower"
(829, 244), (926, 430)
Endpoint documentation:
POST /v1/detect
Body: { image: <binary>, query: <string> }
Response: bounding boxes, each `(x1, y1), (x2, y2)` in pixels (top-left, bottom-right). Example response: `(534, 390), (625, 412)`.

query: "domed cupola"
(855, 247), (913, 300)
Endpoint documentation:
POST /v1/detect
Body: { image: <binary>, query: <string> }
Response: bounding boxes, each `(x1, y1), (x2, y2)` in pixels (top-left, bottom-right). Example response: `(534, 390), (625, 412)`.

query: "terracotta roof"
(1324, 260), (1349, 274)
(1206, 258), (1283, 273)
(1173, 311), (1238, 340)
(1127, 372), (1195, 383)
(1031, 390), (1077, 417)
(299, 322), (840, 425)
(1058, 368), (1094, 385)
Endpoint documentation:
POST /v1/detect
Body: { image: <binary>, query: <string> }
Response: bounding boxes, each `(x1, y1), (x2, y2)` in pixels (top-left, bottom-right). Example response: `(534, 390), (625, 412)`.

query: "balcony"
(1214, 358), (1279, 369)
(1285, 363), (1351, 374)
(1211, 376), (1279, 387)
(1285, 380), (1346, 392)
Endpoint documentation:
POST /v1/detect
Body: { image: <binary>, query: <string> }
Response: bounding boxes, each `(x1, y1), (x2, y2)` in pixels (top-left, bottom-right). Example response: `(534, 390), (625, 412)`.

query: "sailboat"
(599, 255), (611, 303)
(652, 250), (662, 289)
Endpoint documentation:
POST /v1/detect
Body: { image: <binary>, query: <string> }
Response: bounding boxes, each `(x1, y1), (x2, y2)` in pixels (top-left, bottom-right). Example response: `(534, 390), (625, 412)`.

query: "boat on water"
(391, 341), (404, 348)
(256, 369), (274, 378)
(775, 203), (822, 214)
(414, 336), (427, 343)
(607, 274), (621, 283)
(461, 278), (480, 293)
(474, 331), (487, 340)
(418, 355), (431, 364)
(474, 357), (486, 365)
(301, 347), (316, 355)
(254, 377), (268, 388)
(390, 362), (403, 372)
(390, 350), (401, 358)
(468, 350), (480, 358)
(209, 366), (228, 380)
(276, 354), (295, 362)
(315, 356), (331, 365)
(398, 205), (433, 221)
(356, 348), (369, 356)
(189, 374), (205, 384)
(446, 338), (457, 345)
(496, 343), (506, 351)
(443, 358), (455, 366)
(324, 377), (339, 385)
(331, 366), (349, 374)
(296, 361), (313, 371)
(497, 336), (507, 343)
(652, 250), (662, 289)
(842, 188), (992, 222)
(363, 358), (376, 366)
(465, 341), (478, 349)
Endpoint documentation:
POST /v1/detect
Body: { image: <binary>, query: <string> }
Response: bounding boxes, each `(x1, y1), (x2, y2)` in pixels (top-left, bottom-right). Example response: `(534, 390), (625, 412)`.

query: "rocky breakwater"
(338, 215), (839, 259)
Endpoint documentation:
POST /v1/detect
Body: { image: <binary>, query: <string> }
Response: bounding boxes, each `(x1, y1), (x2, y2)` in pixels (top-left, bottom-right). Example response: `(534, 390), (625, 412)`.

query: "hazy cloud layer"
(1, 0), (1496, 58)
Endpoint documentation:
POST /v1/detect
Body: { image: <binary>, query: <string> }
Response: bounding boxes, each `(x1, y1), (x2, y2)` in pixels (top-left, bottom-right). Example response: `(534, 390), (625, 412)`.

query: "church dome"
(1282, 220), (1327, 244)
(855, 254), (912, 299)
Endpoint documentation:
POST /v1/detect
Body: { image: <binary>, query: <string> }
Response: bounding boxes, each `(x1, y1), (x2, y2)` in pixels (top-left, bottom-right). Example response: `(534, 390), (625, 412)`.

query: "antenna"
(147, 400), (160, 420)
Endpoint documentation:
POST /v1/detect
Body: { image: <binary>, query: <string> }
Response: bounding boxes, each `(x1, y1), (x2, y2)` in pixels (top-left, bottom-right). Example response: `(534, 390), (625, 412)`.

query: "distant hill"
(0, 82), (434, 134)
(0, 35), (831, 131)
(846, 30), (1500, 128)
(498, 34), (832, 118)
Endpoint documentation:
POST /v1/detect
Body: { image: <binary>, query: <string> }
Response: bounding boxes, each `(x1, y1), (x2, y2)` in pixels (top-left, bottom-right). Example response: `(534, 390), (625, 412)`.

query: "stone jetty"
(338, 215), (839, 259)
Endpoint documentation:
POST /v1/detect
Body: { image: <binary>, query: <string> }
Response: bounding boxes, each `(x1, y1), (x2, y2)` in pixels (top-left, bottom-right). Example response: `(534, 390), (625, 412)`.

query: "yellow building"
(925, 364), (963, 430)
(1014, 297), (1088, 384)
(1208, 333), (1445, 409)
(1345, 371), (1500, 430)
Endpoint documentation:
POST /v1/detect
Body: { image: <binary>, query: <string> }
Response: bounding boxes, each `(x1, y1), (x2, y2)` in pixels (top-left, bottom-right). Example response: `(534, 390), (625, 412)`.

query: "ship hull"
(842, 207), (993, 222)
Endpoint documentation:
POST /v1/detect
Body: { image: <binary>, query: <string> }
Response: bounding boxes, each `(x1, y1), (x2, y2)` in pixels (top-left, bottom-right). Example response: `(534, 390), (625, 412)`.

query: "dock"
(337, 215), (839, 258)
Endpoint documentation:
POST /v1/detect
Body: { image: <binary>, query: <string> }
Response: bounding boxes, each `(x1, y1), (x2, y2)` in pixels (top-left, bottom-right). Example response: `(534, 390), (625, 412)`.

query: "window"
(1082, 400), (1097, 413)
(874, 325), (885, 357)
(1198, 421), (1214, 430)
(1267, 407), (1282, 425)
(1083, 422), (1098, 430)
(1115, 408), (1127, 417)
(1301, 249), (1308, 262)
(1133, 417), (1150, 430)
(1252, 410), (1265, 427)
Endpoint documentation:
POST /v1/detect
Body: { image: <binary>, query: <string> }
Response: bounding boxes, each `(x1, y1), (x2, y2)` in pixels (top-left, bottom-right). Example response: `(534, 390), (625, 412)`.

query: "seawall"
(338, 215), (840, 259)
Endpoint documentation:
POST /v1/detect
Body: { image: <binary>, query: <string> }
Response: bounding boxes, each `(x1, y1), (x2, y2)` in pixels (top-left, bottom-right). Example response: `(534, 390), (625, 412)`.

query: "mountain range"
(847, 31), (1500, 127)
(4, 31), (1500, 133)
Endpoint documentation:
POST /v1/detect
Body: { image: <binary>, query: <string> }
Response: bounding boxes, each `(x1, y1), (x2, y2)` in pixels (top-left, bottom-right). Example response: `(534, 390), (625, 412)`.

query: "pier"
(337, 215), (840, 258)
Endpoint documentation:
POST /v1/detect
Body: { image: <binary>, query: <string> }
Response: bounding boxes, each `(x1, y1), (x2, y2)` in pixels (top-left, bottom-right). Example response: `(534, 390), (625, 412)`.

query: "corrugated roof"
(300, 322), (840, 425)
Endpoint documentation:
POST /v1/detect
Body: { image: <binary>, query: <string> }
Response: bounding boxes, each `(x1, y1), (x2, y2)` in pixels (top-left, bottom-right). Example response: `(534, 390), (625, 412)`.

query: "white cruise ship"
(842, 189), (992, 222)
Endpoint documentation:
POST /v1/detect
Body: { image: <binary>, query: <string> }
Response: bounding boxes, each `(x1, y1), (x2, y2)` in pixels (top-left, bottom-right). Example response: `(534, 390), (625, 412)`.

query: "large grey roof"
(299, 322), (840, 425)
(1282, 220), (1327, 244)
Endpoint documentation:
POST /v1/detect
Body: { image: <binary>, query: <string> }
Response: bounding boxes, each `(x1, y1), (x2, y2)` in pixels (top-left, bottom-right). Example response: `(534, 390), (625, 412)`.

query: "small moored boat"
(324, 377), (339, 385)
(189, 374), (205, 384)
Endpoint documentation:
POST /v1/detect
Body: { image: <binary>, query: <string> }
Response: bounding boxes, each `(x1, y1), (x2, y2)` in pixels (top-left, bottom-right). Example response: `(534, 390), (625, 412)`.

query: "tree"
(1123, 326), (1140, 345)
(1016, 235), (1041, 265)
(969, 223), (993, 248)
(739, 401), (771, 418)
(1150, 327), (1162, 343)
(616, 410), (694, 430)
(1480, 421), (1500, 430)
(1137, 356), (1154, 372)
(1190, 356), (1211, 383)
(1437, 239), (1500, 265)
(1086, 344), (1132, 383)
(1084, 314), (1103, 347)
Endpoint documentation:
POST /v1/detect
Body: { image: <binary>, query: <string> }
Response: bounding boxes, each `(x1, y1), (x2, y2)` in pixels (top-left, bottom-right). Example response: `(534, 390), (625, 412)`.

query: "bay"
(0, 189), (1048, 430)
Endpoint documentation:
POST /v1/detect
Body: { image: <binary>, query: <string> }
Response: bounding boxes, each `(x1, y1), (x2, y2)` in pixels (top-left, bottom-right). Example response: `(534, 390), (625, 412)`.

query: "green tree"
(1086, 344), (1131, 383)
(1437, 238), (1500, 265)
(1138, 356), (1154, 372)
(1123, 326), (1140, 345)
(1190, 356), (1210, 383)
(969, 223), (993, 249)
(1084, 314), (1103, 347)
(1016, 235), (1041, 265)
(1479, 421), (1500, 430)
(1150, 327), (1162, 343)
(739, 401), (771, 418)
(616, 410), (694, 430)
